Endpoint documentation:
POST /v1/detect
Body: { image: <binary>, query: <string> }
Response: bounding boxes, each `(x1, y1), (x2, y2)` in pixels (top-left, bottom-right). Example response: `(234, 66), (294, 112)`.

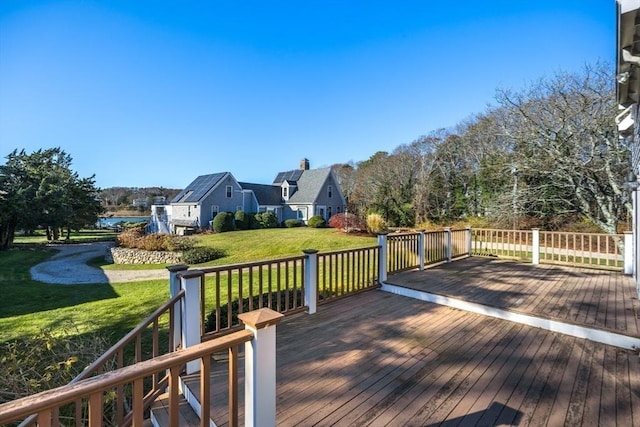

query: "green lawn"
(13, 229), (118, 245)
(1, 228), (376, 343)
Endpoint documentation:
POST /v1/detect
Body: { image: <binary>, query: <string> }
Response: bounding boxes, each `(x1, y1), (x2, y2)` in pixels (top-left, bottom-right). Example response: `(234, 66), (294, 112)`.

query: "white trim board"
(380, 283), (640, 350)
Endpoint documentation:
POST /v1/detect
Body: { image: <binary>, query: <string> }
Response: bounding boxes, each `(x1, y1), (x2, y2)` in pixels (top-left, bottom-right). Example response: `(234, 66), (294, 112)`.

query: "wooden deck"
(185, 259), (640, 426)
(387, 257), (640, 339)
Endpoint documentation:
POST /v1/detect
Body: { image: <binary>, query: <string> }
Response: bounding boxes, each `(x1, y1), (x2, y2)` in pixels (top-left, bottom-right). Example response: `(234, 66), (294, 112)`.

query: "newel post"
(179, 270), (203, 374)
(377, 233), (388, 283)
(416, 229), (425, 271)
(466, 227), (473, 256)
(303, 249), (319, 314)
(239, 309), (285, 427)
(167, 264), (188, 351)
(532, 228), (540, 265)
(624, 231), (634, 275)
(444, 227), (452, 263)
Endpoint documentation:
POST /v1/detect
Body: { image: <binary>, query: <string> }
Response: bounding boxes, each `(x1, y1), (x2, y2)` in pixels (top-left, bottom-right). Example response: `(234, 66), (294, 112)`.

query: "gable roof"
(288, 168), (331, 204)
(239, 182), (282, 206)
(171, 173), (227, 203)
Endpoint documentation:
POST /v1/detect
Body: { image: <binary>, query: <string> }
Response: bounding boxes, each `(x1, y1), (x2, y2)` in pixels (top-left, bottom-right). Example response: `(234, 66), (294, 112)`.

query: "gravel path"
(30, 242), (168, 285)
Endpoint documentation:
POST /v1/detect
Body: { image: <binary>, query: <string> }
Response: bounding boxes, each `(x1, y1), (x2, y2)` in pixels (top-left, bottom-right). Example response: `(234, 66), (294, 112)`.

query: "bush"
(234, 211), (249, 230)
(182, 247), (227, 264)
(284, 219), (304, 228)
(307, 215), (326, 228)
(254, 212), (279, 229)
(328, 213), (367, 232)
(1, 322), (111, 405)
(212, 212), (235, 233)
(116, 230), (195, 252)
(366, 213), (387, 234)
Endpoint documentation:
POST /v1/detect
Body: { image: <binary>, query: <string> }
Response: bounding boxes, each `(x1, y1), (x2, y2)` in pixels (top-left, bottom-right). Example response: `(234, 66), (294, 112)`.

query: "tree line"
(333, 62), (629, 235)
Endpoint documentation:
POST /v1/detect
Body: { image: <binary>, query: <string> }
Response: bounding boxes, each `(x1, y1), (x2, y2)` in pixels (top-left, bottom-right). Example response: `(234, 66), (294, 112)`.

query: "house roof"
(171, 173), (227, 203)
(239, 182), (282, 206)
(288, 168), (331, 204)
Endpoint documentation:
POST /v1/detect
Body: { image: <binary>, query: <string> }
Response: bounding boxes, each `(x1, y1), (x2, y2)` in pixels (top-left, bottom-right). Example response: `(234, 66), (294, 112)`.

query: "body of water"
(97, 216), (149, 228)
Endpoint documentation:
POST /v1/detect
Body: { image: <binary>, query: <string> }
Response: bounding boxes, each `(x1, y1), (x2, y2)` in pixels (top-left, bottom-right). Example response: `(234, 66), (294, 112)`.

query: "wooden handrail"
(198, 255), (306, 274)
(0, 329), (254, 425)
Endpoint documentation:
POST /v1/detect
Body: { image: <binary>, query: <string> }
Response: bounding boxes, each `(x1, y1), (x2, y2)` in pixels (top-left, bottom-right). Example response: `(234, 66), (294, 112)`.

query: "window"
(337, 206), (342, 213)
(328, 185), (333, 198)
(319, 208), (325, 218)
(327, 206), (332, 218)
(283, 187), (288, 198)
(211, 205), (219, 217)
(297, 209), (304, 220)
(226, 186), (232, 198)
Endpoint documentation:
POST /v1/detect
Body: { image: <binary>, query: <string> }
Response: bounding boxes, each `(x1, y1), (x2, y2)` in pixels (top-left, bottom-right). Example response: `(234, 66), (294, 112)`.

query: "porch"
(192, 258), (640, 426)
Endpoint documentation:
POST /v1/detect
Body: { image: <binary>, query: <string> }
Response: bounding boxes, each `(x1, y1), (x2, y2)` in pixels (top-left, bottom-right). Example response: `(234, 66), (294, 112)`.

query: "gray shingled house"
(167, 159), (346, 233)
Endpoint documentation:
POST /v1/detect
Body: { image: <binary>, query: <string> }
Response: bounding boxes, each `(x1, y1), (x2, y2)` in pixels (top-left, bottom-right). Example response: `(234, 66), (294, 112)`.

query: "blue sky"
(0, 1), (614, 189)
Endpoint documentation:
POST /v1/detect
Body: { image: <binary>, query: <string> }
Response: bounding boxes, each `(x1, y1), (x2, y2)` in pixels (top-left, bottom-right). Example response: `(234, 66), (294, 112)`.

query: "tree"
(494, 62), (627, 233)
(0, 148), (104, 250)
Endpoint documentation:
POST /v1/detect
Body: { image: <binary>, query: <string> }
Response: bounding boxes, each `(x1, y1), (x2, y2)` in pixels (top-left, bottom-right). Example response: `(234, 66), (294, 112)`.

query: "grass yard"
(1, 228), (376, 344)
(12, 229), (118, 245)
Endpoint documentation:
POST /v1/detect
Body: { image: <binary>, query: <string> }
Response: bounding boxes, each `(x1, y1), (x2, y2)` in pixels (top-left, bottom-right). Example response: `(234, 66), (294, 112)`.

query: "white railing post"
(625, 231), (634, 275)
(377, 233), (388, 283)
(466, 227), (473, 256)
(303, 249), (318, 314)
(416, 230), (425, 271)
(167, 264), (188, 351)
(239, 309), (285, 427)
(532, 228), (540, 265)
(444, 227), (452, 263)
(179, 270), (203, 374)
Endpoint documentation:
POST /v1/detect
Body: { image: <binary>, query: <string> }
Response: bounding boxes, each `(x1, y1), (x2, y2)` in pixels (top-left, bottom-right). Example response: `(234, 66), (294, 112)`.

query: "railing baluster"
(201, 355), (211, 427)
(88, 392), (102, 426)
(229, 345), (239, 427)
(133, 378), (144, 426)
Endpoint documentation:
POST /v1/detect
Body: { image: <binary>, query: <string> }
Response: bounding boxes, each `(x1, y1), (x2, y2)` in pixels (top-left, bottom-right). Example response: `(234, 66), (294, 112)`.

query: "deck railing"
(472, 229), (533, 260)
(1, 329), (254, 427)
(317, 245), (380, 304)
(472, 228), (627, 270)
(386, 229), (472, 275)
(539, 231), (624, 269)
(15, 289), (184, 426)
(198, 256), (307, 338)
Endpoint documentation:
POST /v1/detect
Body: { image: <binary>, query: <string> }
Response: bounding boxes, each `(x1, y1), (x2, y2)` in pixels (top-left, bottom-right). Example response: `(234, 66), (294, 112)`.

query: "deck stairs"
(148, 377), (213, 427)
(148, 351), (235, 427)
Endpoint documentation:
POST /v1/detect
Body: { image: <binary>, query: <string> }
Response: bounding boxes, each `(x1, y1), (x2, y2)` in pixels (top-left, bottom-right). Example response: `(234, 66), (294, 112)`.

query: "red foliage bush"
(328, 213), (367, 232)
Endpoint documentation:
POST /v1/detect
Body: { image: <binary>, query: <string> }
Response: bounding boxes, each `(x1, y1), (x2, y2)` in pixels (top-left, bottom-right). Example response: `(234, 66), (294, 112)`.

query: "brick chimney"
(300, 158), (310, 170)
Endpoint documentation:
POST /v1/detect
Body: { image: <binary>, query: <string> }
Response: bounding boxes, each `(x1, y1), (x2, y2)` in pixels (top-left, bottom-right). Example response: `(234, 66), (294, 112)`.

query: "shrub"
(212, 212), (235, 233)
(234, 211), (249, 230)
(165, 235), (196, 252)
(284, 219), (303, 228)
(307, 215), (326, 228)
(182, 247), (227, 264)
(366, 213), (387, 234)
(1, 322), (111, 405)
(328, 213), (367, 232)
(254, 212), (279, 229)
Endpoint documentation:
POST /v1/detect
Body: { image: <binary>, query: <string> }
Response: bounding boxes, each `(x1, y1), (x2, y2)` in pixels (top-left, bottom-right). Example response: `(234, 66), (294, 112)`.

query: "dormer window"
(283, 187), (288, 198)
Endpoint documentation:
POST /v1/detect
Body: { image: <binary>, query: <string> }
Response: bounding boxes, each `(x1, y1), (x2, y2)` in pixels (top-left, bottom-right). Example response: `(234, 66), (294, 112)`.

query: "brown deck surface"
(188, 263), (640, 426)
(388, 257), (640, 338)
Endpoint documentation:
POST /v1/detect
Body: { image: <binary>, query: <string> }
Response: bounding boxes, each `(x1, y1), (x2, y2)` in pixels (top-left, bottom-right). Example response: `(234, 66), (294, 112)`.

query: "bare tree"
(495, 62), (628, 233)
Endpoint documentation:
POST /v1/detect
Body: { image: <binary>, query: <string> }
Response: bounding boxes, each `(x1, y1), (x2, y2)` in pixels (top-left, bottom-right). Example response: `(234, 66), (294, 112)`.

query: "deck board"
(191, 260), (639, 426)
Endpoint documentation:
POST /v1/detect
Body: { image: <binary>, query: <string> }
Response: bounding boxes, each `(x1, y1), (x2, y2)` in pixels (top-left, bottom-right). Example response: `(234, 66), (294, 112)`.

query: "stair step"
(149, 392), (202, 427)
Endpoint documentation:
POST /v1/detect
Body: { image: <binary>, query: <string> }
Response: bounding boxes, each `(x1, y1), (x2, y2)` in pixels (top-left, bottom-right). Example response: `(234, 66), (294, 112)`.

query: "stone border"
(107, 247), (182, 264)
